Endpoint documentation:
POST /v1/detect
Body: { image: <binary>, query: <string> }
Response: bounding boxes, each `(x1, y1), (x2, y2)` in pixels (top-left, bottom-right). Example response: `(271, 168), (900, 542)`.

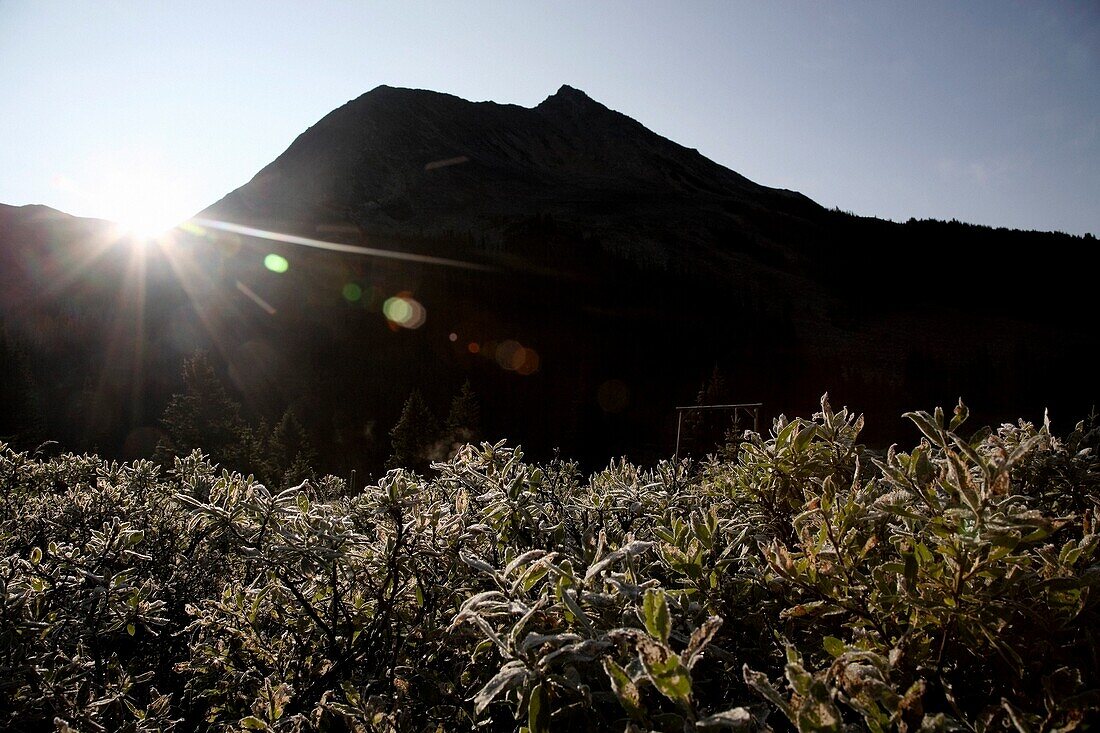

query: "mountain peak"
(537, 84), (606, 113)
(549, 84), (592, 100)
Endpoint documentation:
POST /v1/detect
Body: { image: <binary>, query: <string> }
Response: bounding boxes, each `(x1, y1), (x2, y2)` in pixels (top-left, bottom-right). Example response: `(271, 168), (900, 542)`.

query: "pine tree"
(387, 390), (438, 472)
(267, 408), (317, 487)
(0, 324), (47, 448)
(155, 352), (252, 470)
(249, 418), (273, 483)
(444, 380), (481, 448)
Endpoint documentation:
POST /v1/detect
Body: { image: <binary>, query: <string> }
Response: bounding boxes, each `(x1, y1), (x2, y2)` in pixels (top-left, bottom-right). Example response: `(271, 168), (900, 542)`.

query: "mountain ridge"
(200, 84), (821, 244)
(1, 85), (1095, 472)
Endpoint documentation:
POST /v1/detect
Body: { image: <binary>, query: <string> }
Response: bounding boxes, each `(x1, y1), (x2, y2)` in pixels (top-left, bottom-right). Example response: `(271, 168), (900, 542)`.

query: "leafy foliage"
(1, 396), (1097, 731)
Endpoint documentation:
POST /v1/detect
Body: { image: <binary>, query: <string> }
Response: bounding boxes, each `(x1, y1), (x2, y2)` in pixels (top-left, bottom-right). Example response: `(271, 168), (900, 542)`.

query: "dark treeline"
(1, 198), (1096, 478)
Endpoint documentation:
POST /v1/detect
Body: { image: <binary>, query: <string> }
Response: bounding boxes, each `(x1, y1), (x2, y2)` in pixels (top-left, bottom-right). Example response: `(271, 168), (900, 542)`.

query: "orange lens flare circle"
(494, 339), (540, 375)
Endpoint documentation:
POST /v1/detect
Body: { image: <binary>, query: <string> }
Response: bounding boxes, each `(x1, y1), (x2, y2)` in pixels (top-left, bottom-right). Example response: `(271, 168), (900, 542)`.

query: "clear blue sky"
(1, 1), (1097, 235)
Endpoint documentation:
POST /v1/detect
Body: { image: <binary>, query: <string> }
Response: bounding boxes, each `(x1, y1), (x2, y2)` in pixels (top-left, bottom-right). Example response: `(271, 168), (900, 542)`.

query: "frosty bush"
(1, 397), (1096, 731)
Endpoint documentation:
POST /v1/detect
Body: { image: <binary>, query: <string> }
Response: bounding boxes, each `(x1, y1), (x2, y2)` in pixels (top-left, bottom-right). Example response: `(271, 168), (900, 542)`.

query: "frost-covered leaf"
(584, 541), (653, 581)
(636, 635), (691, 705)
(602, 658), (645, 721)
(473, 660), (528, 714)
(696, 707), (754, 729)
(642, 588), (671, 643)
(682, 615), (722, 670)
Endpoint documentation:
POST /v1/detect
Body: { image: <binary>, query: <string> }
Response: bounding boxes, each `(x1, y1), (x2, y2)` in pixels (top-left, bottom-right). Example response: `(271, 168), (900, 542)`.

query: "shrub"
(0, 397), (1096, 731)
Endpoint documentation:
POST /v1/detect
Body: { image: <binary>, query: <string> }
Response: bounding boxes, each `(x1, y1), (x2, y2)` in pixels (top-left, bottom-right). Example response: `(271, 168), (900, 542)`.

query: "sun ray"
(153, 229), (249, 377)
(190, 218), (496, 271)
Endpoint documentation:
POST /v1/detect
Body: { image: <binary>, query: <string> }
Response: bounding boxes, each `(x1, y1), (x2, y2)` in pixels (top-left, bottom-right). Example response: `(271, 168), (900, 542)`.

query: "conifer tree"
(387, 390), (438, 472)
(0, 324), (47, 448)
(249, 417), (272, 482)
(155, 352), (252, 470)
(444, 380), (481, 447)
(267, 408), (317, 487)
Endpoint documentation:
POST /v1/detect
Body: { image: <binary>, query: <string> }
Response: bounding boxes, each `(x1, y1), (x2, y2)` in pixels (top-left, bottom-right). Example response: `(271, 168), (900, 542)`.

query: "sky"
(1, 1), (1097, 236)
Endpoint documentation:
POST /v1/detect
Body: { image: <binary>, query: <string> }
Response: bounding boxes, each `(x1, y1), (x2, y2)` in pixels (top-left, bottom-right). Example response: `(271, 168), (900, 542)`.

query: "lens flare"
(494, 340), (540, 375)
(382, 294), (426, 329)
(496, 340), (522, 370)
(235, 280), (276, 315)
(178, 221), (207, 237)
(516, 347), (540, 375)
(342, 283), (363, 302)
(264, 254), (289, 273)
(193, 218), (494, 271)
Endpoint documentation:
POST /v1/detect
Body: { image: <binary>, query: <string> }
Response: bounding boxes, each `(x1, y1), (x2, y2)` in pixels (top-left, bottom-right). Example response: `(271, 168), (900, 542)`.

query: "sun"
(114, 207), (181, 241)
(89, 154), (190, 241)
(109, 187), (186, 240)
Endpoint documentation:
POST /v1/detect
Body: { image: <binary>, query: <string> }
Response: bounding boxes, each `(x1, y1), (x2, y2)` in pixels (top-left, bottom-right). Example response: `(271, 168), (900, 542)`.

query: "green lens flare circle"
(264, 254), (289, 273)
(383, 296), (413, 323)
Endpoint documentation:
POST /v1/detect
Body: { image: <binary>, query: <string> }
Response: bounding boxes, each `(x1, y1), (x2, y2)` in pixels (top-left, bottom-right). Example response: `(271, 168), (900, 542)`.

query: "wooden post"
(671, 402), (762, 457)
(674, 410), (684, 460)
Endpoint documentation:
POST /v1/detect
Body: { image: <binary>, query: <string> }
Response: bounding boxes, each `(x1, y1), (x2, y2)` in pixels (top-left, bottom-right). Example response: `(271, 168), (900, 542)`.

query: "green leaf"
(949, 434), (985, 470)
(520, 563), (550, 592)
(690, 512), (713, 549)
(602, 658), (645, 720)
(240, 716), (268, 730)
(822, 636), (846, 658)
(584, 540), (653, 581)
(527, 682), (550, 733)
(795, 680), (843, 733)
(949, 399), (969, 431)
(777, 419), (798, 447)
(780, 601), (828, 620)
(785, 661), (813, 697)
(643, 588), (671, 643)
(637, 635), (692, 705)
(913, 448), (935, 483)
(127, 623), (136, 636)
(743, 665), (793, 721)
(905, 411), (945, 448)
(560, 589), (593, 632)
(794, 424), (818, 453)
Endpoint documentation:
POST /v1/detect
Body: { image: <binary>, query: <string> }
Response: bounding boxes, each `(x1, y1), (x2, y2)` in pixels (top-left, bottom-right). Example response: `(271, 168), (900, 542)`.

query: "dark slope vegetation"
(1, 86), (1095, 473)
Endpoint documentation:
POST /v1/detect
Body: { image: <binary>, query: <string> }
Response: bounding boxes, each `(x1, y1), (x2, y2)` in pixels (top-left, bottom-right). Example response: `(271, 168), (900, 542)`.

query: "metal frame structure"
(674, 402), (762, 459)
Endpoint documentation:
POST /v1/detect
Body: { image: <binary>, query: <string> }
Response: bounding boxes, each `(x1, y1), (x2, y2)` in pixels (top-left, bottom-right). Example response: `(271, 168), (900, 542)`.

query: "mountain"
(2, 86), (1095, 471)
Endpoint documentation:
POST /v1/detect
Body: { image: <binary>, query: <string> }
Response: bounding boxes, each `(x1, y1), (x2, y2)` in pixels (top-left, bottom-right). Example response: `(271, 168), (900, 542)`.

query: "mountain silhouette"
(1, 86), (1094, 471)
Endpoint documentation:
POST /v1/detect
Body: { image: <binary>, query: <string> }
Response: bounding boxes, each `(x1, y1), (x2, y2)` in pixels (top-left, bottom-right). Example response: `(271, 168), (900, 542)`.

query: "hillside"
(1, 86), (1096, 472)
